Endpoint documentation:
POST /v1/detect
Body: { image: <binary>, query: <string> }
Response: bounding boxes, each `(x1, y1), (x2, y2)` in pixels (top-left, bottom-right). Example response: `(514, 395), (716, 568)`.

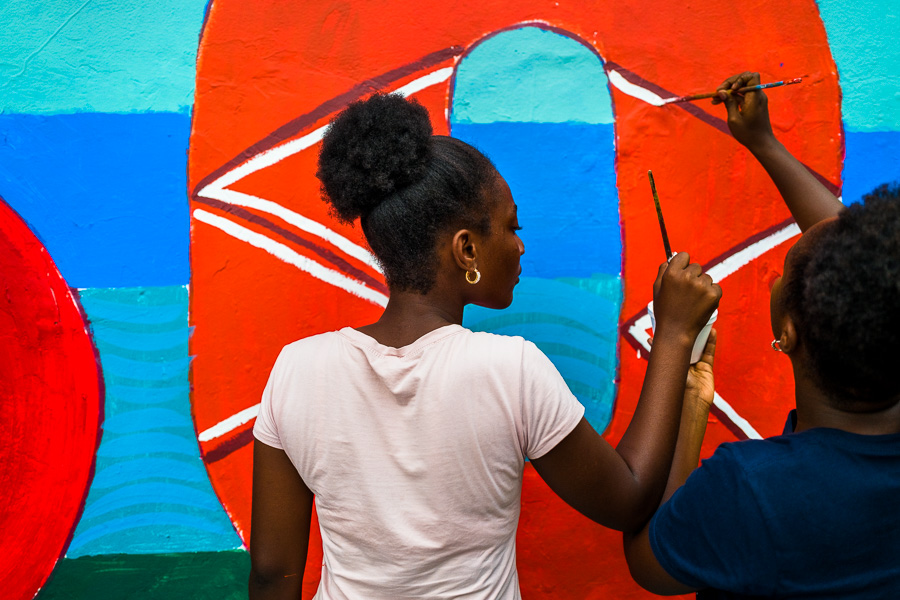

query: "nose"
(518, 237), (525, 256)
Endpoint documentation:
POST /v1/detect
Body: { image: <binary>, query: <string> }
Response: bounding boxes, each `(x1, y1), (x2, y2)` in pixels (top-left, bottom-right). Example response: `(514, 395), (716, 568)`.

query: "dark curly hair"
(316, 93), (497, 293)
(783, 183), (900, 405)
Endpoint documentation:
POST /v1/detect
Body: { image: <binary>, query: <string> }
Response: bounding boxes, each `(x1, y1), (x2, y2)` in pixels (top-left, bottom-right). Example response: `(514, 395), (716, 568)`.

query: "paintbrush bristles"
(648, 170), (673, 261)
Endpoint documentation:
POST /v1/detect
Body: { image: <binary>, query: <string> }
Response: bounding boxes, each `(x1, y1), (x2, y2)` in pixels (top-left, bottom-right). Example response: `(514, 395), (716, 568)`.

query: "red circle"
(0, 198), (103, 598)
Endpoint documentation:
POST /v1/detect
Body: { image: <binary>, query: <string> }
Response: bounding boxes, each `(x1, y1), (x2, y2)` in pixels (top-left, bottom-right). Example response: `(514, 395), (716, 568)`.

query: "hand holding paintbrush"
(710, 71), (778, 152)
(664, 75), (802, 104)
(646, 170), (720, 363)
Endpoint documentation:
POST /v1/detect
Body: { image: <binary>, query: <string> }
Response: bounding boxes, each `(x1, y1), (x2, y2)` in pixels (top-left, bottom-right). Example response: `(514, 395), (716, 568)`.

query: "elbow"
(617, 490), (661, 533)
(248, 557), (303, 596)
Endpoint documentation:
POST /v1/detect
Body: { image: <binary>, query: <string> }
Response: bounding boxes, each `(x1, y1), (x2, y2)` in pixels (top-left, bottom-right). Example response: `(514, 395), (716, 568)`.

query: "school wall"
(1, 1), (897, 598)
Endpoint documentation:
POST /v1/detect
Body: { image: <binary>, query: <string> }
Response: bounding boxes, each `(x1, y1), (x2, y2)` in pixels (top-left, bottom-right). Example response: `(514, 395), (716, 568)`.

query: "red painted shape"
(189, 1), (840, 596)
(0, 198), (102, 599)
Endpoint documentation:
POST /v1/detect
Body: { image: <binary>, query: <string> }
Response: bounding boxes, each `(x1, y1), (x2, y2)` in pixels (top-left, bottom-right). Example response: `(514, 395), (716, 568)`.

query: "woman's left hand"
(684, 328), (717, 411)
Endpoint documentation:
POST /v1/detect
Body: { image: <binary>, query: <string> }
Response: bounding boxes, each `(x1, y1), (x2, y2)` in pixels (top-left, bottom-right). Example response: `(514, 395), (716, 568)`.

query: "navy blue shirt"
(649, 411), (900, 599)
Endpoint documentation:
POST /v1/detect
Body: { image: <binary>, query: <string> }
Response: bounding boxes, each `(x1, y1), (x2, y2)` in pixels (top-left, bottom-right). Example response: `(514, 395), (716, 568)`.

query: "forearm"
(661, 399), (710, 504)
(746, 136), (843, 232)
(615, 330), (695, 524)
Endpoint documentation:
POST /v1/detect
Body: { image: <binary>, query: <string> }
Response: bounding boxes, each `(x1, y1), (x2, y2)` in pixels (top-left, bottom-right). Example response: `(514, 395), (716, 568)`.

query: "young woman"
(248, 93), (721, 599)
(624, 72), (900, 598)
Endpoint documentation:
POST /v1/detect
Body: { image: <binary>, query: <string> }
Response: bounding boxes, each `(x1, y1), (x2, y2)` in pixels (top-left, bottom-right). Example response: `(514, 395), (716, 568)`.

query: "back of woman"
(255, 326), (582, 597)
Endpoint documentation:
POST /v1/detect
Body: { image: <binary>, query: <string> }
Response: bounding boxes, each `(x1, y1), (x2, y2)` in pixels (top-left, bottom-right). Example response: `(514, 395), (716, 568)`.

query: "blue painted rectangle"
(842, 130), (900, 204)
(0, 113), (190, 288)
(451, 122), (621, 278)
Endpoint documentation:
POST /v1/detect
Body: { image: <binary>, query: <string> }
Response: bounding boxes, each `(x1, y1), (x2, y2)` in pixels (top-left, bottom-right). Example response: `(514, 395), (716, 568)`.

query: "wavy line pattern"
(464, 275), (622, 433)
(67, 286), (241, 558)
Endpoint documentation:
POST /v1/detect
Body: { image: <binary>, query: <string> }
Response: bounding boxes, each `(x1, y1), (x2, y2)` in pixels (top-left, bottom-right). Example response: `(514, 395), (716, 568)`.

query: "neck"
(357, 287), (464, 347)
(792, 361), (900, 435)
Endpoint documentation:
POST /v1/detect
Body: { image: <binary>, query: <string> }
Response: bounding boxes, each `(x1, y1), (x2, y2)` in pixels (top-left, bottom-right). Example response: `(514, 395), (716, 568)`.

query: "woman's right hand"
(652, 252), (721, 343)
(712, 71), (777, 153)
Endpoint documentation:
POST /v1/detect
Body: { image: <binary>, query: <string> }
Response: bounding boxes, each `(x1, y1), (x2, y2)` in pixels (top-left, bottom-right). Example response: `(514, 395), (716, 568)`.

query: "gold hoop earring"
(771, 339), (783, 352)
(466, 267), (481, 285)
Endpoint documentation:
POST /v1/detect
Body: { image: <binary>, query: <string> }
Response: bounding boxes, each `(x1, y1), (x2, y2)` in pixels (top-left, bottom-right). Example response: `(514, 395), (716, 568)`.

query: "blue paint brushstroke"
(68, 286), (241, 558)
(464, 276), (621, 433)
(69, 514), (238, 555)
(842, 131), (900, 204)
(0, 113), (190, 288)
(89, 458), (210, 489)
(452, 122), (620, 278)
(80, 483), (229, 521)
(102, 408), (194, 435)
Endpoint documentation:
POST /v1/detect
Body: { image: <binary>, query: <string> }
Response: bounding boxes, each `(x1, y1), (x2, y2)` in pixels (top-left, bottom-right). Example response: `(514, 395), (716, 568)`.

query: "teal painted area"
(69, 286), (242, 557)
(452, 26), (613, 124)
(464, 275), (622, 434)
(817, 0), (900, 131)
(0, 0), (207, 114)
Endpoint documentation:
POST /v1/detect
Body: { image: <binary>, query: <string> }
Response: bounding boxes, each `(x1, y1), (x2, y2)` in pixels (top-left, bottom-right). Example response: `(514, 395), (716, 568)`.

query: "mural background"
(0, 0), (897, 598)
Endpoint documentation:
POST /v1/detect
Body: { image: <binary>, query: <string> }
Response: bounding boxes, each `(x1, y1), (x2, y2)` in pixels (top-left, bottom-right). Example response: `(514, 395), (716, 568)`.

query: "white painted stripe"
(713, 392), (763, 439)
(201, 126), (327, 196)
(394, 66), (454, 98)
(706, 223), (800, 282)
(199, 403), (260, 442)
(204, 188), (382, 272)
(628, 313), (654, 353)
(607, 70), (667, 107)
(200, 66), (455, 195)
(193, 209), (389, 307)
(195, 66), (457, 280)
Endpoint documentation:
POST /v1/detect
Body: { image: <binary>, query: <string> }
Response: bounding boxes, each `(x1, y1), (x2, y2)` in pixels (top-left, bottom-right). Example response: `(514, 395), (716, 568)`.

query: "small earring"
(771, 339), (783, 352)
(466, 267), (481, 285)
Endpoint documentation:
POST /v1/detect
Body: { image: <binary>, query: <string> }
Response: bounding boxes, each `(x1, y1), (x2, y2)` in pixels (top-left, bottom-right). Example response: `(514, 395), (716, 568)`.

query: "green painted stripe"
(38, 551), (250, 599)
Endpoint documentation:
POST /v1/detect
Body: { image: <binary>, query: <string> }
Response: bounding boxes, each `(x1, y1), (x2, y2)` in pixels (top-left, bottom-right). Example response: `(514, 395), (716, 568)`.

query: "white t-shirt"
(253, 324), (584, 599)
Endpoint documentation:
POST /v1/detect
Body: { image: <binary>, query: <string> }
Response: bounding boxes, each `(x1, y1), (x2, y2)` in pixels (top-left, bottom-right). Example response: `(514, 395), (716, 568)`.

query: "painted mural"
(0, 0), (898, 598)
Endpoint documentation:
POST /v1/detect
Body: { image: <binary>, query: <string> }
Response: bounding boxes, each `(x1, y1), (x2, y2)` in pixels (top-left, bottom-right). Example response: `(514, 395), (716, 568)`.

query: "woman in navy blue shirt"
(624, 72), (900, 599)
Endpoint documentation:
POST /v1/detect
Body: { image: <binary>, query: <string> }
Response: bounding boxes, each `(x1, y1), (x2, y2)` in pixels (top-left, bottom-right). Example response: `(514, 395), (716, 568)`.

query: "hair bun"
(317, 93), (433, 222)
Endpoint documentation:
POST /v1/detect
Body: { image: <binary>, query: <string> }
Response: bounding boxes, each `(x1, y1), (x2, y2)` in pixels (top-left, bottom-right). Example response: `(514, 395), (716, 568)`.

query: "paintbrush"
(647, 170), (673, 261)
(663, 77), (803, 104)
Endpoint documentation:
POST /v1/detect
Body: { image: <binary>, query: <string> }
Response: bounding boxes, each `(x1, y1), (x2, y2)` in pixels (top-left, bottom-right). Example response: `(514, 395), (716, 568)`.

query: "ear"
(779, 317), (799, 355)
(451, 229), (478, 271)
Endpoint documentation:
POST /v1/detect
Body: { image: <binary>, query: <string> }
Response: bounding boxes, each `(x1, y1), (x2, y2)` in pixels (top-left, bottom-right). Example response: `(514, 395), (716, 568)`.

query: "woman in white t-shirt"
(249, 93), (720, 599)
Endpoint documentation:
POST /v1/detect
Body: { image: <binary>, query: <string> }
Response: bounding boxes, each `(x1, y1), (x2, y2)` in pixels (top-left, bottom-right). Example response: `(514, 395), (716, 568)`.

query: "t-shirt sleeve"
(252, 348), (286, 450)
(519, 340), (585, 460)
(648, 443), (777, 595)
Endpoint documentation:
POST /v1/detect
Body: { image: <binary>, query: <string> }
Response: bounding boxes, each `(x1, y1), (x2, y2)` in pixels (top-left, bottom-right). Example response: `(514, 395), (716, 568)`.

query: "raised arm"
(713, 71), (843, 232)
(249, 440), (314, 599)
(531, 253), (720, 532)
